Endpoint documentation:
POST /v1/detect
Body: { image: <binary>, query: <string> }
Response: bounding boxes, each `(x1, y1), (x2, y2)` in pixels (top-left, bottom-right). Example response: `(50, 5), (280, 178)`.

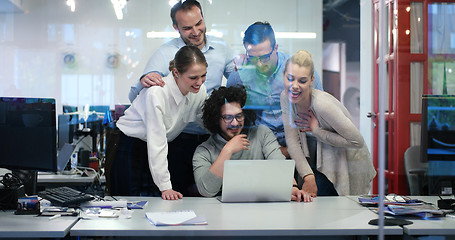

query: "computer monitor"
(58, 114), (72, 149)
(62, 105), (77, 114)
(88, 105), (109, 122)
(0, 97), (57, 194)
(420, 95), (455, 195)
(86, 105), (108, 134)
(62, 105), (79, 143)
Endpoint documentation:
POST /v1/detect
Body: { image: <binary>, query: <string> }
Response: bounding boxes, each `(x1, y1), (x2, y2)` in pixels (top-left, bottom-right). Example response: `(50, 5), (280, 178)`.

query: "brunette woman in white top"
(109, 46), (208, 200)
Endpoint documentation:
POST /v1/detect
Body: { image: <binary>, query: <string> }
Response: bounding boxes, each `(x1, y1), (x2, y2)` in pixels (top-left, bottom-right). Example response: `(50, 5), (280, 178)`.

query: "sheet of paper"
(145, 210), (207, 226)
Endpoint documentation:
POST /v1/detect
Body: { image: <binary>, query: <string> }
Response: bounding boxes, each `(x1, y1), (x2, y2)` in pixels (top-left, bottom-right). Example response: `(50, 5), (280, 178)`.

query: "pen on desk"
(49, 214), (62, 220)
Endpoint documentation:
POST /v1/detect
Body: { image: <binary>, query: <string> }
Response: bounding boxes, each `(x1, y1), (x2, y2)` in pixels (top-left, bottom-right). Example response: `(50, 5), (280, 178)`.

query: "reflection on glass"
(430, 61), (455, 95)
(410, 122), (421, 146)
(428, 3), (455, 54)
(385, 5), (390, 54)
(428, 3), (455, 95)
(386, 64), (390, 111)
(410, 2), (423, 54)
(411, 62), (423, 113)
(61, 74), (114, 106)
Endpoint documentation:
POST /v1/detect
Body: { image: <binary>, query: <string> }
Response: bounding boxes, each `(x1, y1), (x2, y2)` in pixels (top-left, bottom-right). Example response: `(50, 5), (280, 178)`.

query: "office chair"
(404, 145), (428, 195)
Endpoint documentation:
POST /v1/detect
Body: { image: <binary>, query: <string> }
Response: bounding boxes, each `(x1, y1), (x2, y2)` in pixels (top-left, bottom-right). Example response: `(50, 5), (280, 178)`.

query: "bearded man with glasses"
(192, 86), (312, 202)
(227, 22), (323, 159)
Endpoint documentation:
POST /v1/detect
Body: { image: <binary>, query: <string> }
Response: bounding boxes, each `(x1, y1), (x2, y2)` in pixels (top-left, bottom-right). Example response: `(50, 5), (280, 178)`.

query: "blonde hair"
(284, 50), (314, 78)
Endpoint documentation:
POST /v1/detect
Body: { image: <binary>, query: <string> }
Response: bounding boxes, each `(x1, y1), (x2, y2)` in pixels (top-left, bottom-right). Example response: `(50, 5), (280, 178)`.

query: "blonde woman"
(280, 50), (376, 196)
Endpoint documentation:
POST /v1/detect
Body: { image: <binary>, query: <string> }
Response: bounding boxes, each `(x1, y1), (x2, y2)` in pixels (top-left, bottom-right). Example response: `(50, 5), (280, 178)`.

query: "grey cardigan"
(192, 125), (285, 197)
(281, 89), (376, 195)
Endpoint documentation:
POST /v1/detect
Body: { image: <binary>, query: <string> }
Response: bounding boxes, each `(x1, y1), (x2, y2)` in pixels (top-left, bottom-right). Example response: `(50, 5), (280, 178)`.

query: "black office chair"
(404, 145), (428, 195)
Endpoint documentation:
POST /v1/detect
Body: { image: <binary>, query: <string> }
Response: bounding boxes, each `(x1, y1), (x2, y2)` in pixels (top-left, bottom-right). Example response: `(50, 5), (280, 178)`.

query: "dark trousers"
(304, 134), (338, 196)
(106, 129), (208, 197)
(107, 130), (160, 196)
(167, 133), (209, 197)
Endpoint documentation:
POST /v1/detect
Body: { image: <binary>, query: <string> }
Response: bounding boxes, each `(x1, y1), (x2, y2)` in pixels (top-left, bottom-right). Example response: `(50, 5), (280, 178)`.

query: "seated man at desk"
(192, 86), (312, 202)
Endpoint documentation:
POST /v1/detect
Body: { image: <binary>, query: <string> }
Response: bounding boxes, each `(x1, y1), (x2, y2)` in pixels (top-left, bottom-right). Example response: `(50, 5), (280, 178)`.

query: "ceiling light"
(111, 0), (127, 20)
(66, 0), (76, 12)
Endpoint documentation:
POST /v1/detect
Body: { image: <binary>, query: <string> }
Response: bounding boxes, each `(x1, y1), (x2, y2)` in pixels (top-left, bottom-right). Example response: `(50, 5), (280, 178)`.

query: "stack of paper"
(384, 204), (445, 218)
(358, 195), (423, 206)
(145, 210), (207, 226)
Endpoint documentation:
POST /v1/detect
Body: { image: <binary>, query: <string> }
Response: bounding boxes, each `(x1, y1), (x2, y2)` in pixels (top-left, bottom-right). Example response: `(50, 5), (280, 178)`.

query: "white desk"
(0, 210), (79, 239)
(37, 172), (105, 188)
(401, 196), (455, 238)
(37, 173), (97, 184)
(70, 196), (402, 239)
(346, 195), (455, 239)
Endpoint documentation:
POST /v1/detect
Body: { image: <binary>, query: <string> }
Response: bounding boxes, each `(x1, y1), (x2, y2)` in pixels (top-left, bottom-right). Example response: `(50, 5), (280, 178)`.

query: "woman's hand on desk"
(291, 187), (313, 203)
(302, 174), (318, 197)
(161, 189), (183, 200)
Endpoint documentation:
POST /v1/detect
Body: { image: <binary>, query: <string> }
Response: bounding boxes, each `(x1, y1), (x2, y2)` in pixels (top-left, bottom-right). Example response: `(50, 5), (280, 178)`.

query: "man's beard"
(185, 32), (206, 48)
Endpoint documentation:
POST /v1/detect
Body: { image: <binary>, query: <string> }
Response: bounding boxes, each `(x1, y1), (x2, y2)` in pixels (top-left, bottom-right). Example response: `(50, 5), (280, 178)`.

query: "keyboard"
(38, 186), (94, 207)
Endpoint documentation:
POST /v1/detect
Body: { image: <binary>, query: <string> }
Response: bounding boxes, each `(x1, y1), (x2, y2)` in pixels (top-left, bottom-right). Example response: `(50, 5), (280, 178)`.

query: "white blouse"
(117, 74), (207, 191)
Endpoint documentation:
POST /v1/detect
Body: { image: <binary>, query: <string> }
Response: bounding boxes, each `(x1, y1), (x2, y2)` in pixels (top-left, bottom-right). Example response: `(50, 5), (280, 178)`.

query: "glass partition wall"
(0, 0), (322, 114)
(372, 0), (455, 196)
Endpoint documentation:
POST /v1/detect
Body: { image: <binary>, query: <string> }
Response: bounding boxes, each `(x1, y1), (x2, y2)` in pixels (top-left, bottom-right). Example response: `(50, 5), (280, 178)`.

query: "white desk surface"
(70, 196), (402, 238)
(0, 210), (79, 238)
(401, 196), (455, 236)
(346, 195), (455, 236)
(37, 173), (96, 183)
(37, 172), (105, 184)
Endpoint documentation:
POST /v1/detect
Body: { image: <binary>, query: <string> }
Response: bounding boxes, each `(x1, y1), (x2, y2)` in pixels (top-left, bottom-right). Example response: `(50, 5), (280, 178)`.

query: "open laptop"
(218, 159), (295, 203)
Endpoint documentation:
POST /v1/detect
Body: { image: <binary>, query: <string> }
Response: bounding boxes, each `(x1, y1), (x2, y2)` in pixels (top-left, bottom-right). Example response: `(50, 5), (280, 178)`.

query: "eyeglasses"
(246, 45), (275, 64)
(221, 113), (245, 124)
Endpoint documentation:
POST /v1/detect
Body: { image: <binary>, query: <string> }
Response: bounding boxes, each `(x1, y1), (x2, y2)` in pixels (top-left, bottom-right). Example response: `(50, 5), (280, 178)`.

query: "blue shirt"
(226, 51), (322, 146)
(129, 35), (235, 102)
(129, 36), (235, 135)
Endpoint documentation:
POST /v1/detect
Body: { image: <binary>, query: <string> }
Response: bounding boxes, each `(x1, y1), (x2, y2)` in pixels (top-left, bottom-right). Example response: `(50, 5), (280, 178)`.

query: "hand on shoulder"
(141, 72), (165, 88)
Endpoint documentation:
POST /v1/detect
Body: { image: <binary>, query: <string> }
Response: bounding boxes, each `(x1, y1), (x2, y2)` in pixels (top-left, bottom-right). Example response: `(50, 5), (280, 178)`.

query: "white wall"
(0, 0), (323, 113)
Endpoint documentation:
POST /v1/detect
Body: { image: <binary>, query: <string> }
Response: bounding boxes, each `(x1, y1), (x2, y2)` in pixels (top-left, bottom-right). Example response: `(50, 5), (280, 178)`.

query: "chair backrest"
(404, 145), (428, 195)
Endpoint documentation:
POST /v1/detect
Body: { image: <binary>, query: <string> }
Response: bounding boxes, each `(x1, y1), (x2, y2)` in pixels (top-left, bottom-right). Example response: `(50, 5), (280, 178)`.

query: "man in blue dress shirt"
(227, 21), (323, 158)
